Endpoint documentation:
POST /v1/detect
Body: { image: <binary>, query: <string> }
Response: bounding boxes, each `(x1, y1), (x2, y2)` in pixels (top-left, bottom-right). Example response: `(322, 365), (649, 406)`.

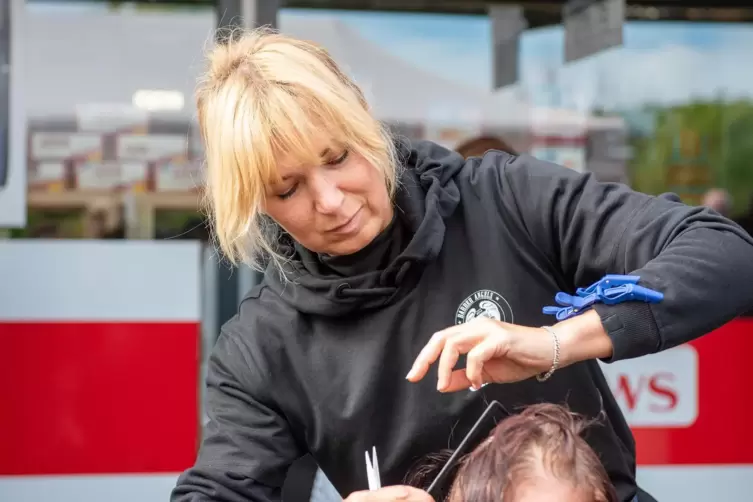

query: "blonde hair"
(196, 27), (399, 271)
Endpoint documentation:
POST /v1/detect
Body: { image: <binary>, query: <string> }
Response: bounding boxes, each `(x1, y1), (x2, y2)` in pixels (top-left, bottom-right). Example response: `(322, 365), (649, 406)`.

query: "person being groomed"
(172, 28), (753, 502)
(454, 135), (518, 158)
(403, 403), (618, 502)
(700, 188), (732, 217)
(83, 199), (126, 239)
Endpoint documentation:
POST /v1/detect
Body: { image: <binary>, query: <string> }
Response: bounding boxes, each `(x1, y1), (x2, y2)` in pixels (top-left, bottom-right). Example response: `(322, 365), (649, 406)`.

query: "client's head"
(454, 135), (518, 158)
(410, 403), (617, 502)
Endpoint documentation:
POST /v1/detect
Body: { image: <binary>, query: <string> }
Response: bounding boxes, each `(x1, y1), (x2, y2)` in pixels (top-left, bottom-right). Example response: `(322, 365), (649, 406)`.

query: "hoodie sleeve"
(171, 331), (302, 502)
(480, 151), (753, 362)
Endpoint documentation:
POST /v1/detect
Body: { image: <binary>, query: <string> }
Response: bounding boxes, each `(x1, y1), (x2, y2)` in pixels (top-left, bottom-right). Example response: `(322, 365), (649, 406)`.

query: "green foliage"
(628, 99), (753, 215)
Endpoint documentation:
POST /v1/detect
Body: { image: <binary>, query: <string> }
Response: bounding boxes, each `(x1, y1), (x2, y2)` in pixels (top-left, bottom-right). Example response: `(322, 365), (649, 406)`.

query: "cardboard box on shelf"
(74, 161), (150, 193)
(116, 134), (188, 162)
(28, 161), (70, 192)
(155, 159), (203, 193)
(30, 132), (103, 162)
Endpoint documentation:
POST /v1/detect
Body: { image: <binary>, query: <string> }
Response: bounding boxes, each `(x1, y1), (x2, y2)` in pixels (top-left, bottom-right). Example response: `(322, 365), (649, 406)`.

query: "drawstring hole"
(335, 283), (351, 298)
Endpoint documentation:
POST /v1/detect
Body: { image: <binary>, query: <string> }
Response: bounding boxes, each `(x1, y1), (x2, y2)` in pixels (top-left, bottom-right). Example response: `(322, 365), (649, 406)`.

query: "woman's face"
(263, 137), (393, 256)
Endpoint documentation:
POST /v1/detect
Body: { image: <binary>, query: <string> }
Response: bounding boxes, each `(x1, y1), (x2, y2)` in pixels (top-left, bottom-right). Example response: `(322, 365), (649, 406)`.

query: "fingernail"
(405, 368), (415, 380)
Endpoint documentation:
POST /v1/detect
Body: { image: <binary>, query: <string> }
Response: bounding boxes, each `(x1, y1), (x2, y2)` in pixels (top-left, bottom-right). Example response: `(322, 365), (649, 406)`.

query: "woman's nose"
(311, 172), (345, 214)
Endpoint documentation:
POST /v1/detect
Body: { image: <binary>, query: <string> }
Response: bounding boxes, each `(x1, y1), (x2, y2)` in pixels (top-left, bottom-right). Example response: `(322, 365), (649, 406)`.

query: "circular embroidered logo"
(455, 289), (514, 325)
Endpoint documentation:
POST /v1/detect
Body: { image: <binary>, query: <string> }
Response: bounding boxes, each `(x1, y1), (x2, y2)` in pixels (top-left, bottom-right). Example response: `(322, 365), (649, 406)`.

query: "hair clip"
(576, 275), (641, 296)
(543, 274), (663, 321)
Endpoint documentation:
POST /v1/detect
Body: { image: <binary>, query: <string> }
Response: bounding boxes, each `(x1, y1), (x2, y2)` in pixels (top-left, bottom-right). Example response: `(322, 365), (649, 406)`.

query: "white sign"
(155, 160), (203, 192)
(31, 132), (103, 161)
(0, 0), (25, 227)
(116, 134), (188, 162)
(75, 162), (149, 192)
(28, 161), (66, 191)
(600, 345), (699, 428)
(564, 0), (624, 63)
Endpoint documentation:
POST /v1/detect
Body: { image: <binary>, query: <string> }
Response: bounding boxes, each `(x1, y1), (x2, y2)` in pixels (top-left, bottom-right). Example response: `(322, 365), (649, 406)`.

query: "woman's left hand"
(343, 486), (434, 501)
(405, 318), (559, 392)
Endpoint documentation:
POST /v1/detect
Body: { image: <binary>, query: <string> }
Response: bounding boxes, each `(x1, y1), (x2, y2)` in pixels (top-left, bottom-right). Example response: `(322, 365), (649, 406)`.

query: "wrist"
(552, 309), (614, 367)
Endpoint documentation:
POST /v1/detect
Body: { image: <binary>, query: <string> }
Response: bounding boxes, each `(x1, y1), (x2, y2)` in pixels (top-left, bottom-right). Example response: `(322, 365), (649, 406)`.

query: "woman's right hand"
(343, 486), (434, 501)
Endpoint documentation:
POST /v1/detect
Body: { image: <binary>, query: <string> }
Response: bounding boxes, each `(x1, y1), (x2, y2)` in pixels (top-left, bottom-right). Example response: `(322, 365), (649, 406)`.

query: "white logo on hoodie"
(455, 289), (514, 325)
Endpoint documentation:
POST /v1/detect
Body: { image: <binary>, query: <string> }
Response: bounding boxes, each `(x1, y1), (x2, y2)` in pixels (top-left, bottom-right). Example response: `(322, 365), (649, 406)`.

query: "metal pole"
(489, 5), (526, 90)
(216, 0), (278, 33)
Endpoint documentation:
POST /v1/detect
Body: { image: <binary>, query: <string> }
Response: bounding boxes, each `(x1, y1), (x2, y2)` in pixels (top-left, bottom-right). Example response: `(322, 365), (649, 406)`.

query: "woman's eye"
(326, 150), (349, 166)
(277, 185), (297, 200)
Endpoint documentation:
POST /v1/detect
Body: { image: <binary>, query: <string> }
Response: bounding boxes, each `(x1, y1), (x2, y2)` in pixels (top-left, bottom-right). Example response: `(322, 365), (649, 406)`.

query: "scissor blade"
(365, 451), (375, 490)
(371, 446), (381, 489)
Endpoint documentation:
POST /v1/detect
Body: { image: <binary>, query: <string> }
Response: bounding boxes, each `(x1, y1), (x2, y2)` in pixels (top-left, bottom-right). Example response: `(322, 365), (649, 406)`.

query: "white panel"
(0, 474), (179, 502)
(637, 465), (753, 501)
(599, 345), (699, 427)
(0, 240), (202, 321)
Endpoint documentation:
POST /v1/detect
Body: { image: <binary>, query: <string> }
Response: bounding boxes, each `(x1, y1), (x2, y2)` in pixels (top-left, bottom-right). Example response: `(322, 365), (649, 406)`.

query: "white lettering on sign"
(599, 345), (698, 427)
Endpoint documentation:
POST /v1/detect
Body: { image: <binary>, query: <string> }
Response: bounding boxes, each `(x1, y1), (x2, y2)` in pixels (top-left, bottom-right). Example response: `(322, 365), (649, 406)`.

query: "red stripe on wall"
(0, 322), (200, 476)
(633, 318), (753, 465)
(3, 319), (750, 474)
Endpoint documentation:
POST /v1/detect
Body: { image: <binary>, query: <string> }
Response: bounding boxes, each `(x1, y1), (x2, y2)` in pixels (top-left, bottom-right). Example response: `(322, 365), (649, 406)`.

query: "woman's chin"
(321, 220), (383, 256)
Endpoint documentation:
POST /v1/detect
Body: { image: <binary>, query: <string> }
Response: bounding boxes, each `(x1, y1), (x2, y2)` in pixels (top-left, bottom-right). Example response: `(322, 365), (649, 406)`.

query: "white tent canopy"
(23, 9), (535, 127)
(23, 8), (616, 132)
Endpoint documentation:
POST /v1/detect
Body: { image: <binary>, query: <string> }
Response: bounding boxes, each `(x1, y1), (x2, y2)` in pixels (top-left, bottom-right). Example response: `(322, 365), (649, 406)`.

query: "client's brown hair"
(407, 403), (617, 502)
(455, 135), (518, 158)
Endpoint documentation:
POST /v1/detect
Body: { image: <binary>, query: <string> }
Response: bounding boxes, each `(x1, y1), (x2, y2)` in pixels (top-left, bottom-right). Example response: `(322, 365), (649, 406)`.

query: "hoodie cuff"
(593, 302), (661, 363)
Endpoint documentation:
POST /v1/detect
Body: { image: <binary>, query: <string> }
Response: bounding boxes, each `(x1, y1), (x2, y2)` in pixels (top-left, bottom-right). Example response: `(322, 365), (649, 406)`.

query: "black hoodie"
(172, 141), (753, 502)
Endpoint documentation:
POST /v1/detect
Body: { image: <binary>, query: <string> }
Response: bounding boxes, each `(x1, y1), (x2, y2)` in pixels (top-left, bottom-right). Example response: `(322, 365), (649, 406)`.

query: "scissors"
(364, 401), (507, 495)
(365, 445), (381, 491)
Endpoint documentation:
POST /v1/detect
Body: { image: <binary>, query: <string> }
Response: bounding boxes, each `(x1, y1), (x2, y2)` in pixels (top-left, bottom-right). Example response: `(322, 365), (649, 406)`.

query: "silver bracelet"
(536, 326), (561, 382)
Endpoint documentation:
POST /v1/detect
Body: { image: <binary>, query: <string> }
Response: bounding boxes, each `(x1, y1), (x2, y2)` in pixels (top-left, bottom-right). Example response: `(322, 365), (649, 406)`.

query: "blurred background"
(1, 1), (752, 501)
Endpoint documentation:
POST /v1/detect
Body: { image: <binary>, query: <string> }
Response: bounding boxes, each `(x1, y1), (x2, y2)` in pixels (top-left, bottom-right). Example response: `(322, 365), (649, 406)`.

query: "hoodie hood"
(263, 140), (465, 316)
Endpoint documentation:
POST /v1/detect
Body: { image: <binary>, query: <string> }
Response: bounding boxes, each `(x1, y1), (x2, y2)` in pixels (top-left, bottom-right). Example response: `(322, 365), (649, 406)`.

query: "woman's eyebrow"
(275, 147), (335, 182)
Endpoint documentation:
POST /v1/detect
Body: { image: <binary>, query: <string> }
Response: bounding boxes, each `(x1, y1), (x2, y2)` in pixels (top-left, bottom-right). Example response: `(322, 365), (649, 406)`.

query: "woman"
(173, 29), (753, 502)
(405, 403), (618, 502)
